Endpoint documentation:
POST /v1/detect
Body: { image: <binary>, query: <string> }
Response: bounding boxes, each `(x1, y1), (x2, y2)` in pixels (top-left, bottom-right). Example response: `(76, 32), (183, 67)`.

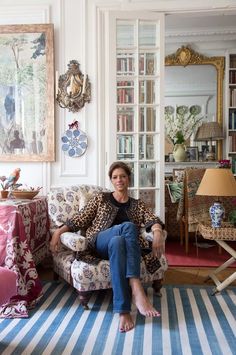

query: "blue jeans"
(95, 222), (141, 313)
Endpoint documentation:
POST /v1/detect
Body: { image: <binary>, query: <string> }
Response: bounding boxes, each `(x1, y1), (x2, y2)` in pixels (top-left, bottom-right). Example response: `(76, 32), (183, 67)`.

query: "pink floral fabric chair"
(47, 184), (168, 308)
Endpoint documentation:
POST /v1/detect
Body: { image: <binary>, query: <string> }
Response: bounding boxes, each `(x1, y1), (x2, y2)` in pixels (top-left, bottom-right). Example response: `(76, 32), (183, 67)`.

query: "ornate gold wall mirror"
(165, 46), (225, 160)
(56, 60), (91, 112)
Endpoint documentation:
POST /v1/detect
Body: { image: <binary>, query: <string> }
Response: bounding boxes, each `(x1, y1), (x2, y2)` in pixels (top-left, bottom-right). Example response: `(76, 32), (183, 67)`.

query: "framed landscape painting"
(0, 24), (54, 161)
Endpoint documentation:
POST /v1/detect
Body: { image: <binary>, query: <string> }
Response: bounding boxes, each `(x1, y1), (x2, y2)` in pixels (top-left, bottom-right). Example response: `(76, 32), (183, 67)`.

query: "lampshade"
(196, 168), (236, 197)
(194, 122), (223, 141)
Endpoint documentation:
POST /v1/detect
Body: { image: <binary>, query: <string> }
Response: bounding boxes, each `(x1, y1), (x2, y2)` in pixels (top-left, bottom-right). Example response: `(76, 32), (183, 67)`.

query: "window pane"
(117, 52), (135, 75)
(139, 107), (156, 132)
(117, 80), (134, 104)
(117, 134), (135, 160)
(139, 162), (156, 187)
(117, 107), (134, 132)
(139, 80), (155, 104)
(139, 53), (156, 75)
(139, 23), (156, 46)
(139, 189), (156, 210)
(117, 22), (135, 47)
(139, 134), (155, 160)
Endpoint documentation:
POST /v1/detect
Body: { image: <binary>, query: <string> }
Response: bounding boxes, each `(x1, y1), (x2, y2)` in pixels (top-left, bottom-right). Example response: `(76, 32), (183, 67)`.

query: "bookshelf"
(227, 52), (236, 174)
(105, 12), (164, 217)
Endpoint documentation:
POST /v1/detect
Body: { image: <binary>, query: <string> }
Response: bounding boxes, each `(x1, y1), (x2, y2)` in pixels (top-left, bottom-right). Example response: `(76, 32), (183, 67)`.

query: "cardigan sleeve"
(66, 193), (100, 232)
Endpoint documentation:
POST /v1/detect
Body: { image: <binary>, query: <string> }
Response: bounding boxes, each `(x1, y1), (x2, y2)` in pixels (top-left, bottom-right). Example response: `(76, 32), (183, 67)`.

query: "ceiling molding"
(166, 28), (236, 38)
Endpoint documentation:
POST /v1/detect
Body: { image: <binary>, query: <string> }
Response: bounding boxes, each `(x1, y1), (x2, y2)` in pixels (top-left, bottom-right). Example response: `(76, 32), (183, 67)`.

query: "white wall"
(0, 0), (236, 194)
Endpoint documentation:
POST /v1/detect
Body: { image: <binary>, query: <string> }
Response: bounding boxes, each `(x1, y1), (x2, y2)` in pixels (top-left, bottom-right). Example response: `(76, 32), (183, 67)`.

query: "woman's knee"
(121, 222), (138, 236)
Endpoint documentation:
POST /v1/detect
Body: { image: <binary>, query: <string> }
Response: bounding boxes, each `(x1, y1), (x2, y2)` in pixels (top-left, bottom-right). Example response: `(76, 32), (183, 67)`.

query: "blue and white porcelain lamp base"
(209, 202), (225, 228)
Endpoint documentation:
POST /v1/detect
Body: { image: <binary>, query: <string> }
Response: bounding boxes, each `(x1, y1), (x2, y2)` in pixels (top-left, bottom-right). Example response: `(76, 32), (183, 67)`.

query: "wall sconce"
(56, 60), (91, 112)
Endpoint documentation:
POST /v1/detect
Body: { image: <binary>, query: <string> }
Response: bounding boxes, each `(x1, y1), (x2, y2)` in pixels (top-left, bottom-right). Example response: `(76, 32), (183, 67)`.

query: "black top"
(110, 193), (130, 226)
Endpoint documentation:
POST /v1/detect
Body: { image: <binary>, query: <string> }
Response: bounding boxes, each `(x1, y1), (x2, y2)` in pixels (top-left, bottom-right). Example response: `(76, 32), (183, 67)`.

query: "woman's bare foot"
(130, 278), (161, 317)
(119, 313), (134, 332)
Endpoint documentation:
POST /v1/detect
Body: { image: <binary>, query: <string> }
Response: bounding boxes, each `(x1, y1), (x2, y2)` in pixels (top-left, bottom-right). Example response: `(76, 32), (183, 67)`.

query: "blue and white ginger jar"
(209, 202), (225, 228)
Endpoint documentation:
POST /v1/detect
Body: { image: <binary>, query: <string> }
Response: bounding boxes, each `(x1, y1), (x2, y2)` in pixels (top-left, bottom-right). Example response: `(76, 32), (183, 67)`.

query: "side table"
(0, 196), (50, 318)
(198, 222), (236, 294)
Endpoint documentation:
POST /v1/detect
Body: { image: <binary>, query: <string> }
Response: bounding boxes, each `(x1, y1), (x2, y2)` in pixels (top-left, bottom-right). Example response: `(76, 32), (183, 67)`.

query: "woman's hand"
(151, 224), (165, 258)
(152, 230), (165, 258)
(50, 225), (69, 254)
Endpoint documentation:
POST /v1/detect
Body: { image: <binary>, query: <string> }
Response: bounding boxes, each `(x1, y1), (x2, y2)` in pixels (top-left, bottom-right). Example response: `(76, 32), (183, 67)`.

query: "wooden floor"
(37, 264), (236, 287)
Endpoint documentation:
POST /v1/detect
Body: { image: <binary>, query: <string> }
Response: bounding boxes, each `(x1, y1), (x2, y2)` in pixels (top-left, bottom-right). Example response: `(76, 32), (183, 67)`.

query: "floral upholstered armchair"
(47, 185), (168, 308)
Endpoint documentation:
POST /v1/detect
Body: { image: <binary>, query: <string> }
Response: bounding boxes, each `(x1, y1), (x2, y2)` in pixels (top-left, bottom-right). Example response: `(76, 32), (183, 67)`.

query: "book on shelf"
(231, 157), (236, 174)
(230, 55), (236, 68)
(229, 70), (236, 84)
(146, 56), (155, 75)
(117, 113), (134, 132)
(117, 56), (134, 74)
(230, 88), (236, 107)
(117, 88), (134, 104)
(229, 133), (236, 152)
(228, 110), (236, 129)
(117, 136), (133, 155)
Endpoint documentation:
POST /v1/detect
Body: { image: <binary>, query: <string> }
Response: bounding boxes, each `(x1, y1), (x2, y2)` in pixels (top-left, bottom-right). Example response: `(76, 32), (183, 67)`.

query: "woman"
(50, 161), (165, 332)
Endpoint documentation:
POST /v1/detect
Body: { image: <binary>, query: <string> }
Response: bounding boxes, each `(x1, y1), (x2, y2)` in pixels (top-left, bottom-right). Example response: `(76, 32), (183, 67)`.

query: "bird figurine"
(5, 168), (21, 189)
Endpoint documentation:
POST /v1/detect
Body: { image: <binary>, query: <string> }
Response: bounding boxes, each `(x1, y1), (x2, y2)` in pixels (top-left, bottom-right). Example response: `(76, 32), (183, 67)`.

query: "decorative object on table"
(173, 143), (186, 162)
(165, 105), (203, 162)
(61, 120), (88, 157)
(56, 60), (91, 112)
(196, 168), (236, 227)
(12, 185), (42, 199)
(186, 146), (199, 162)
(12, 190), (39, 200)
(194, 122), (223, 161)
(217, 159), (231, 169)
(0, 168), (22, 198)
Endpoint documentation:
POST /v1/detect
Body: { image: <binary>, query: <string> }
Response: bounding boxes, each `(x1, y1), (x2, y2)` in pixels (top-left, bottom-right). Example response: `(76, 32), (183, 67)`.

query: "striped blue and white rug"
(0, 282), (235, 355)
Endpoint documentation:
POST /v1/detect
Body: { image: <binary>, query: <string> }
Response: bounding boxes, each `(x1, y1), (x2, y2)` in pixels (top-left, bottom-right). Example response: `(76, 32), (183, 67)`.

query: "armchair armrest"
(140, 228), (167, 242)
(60, 231), (87, 251)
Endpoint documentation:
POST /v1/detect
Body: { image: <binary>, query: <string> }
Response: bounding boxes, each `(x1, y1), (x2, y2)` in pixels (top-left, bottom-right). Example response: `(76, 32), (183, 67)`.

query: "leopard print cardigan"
(66, 192), (164, 247)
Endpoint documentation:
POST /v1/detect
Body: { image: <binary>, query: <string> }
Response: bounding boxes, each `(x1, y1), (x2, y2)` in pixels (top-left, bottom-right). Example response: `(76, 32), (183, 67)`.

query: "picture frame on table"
(201, 144), (215, 161)
(0, 24), (55, 162)
(186, 146), (199, 162)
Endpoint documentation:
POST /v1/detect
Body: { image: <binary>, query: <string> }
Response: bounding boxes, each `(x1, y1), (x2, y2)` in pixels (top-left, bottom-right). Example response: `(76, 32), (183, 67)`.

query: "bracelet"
(152, 227), (163, 233)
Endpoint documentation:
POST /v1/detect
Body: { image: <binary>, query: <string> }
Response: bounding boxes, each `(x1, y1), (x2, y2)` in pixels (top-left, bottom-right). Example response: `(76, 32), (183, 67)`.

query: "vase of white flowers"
(165, 105), (203, 161)
(173, 143), (186, 162)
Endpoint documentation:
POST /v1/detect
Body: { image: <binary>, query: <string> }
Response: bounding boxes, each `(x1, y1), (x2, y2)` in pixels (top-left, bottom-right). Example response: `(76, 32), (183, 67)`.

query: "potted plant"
(0, 176), (9, 198)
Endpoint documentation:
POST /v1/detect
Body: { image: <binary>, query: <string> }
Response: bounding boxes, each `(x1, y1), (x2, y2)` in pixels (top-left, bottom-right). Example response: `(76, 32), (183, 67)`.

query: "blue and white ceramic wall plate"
(61, 128), (88, 157)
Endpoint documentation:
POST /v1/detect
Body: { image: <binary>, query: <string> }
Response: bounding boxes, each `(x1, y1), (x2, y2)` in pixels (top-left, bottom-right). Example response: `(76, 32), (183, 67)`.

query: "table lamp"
(194, 122), (223, 161)
(196, 168), (236, 227)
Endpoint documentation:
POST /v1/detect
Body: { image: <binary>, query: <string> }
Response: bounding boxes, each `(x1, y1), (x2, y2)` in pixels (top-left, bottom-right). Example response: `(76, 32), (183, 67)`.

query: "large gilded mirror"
(165, 46), (224, 161)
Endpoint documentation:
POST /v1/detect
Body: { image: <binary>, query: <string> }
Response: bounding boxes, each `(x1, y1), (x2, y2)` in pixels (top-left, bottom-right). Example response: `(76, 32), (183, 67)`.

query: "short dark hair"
(108, 161), (131, 180)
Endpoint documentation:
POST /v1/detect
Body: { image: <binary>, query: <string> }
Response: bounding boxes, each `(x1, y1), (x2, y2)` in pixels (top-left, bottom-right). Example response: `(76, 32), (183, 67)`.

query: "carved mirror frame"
(165, 46), (225, 159)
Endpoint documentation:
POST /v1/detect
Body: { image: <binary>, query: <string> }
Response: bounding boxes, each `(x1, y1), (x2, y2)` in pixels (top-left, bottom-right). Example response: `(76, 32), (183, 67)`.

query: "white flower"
(165, 105), (203, 144)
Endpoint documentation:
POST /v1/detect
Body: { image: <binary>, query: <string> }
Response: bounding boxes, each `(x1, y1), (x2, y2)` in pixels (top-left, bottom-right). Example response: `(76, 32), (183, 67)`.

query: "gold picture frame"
(165, 46), (225, 160)
(0, 24), (54, 161)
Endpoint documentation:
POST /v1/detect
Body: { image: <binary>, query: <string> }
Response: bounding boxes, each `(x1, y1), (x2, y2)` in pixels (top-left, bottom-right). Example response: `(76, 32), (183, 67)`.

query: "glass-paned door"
(105, 11), (164, 218)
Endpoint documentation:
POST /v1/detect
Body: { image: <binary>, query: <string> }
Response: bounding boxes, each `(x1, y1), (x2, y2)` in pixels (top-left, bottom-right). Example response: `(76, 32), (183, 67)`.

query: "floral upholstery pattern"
(60, 231), (87, 251)
(47, 184), (168, 293)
